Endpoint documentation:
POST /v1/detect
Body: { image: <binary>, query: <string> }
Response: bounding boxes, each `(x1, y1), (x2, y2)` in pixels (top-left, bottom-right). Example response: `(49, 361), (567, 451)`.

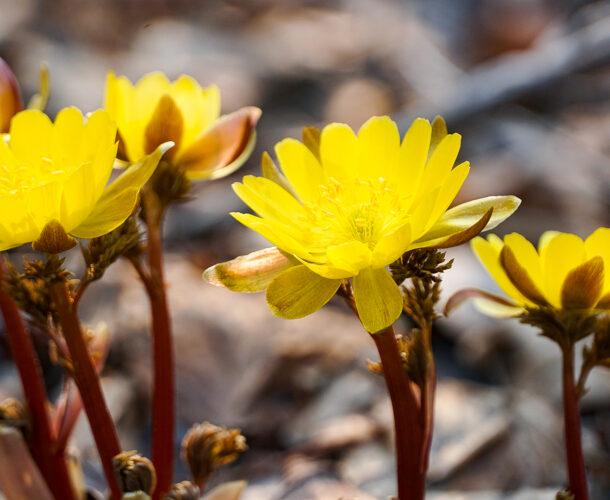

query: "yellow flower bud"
(0, 58), (22, 133)
(104, 71), (260, 181)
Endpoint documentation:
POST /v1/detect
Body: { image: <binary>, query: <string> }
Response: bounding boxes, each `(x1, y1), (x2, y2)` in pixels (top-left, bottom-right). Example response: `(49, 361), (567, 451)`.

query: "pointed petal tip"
(202, 265), (222, 286)
(159, 140), (175, 154)
(444, 288), (522, 317)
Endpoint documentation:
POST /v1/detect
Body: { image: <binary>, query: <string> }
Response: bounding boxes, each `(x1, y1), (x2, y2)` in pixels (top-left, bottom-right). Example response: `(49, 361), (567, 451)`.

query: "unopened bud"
(0, 398), (30, 439)
(0, 57), (22, 133)
(181, 422), (247, 487)
(113, 451), (157, 495)
(163, 481), (200, 500)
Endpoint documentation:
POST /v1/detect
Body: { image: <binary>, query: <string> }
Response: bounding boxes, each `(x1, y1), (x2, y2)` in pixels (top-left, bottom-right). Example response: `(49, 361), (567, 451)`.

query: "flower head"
(0, 57), (22, 133)
(465, 229), (610, 316)
(105, 71), (261, 180)
(206, 116), (520, 333)
(0, 107), (169, 253)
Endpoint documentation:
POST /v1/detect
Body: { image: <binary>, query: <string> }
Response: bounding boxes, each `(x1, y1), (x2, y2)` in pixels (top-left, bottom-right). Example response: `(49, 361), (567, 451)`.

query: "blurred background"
(1, 0), (609, 498)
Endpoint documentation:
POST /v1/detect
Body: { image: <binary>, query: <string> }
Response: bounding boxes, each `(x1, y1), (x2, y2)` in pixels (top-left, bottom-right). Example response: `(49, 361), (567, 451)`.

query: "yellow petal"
(71, 142), (171, 238)
(429, 116), (448, 156)
(203, 247), (297, 293)
(409, 187), (440, 240)
(274, 138), (324, 203)
(503, 233), (544, 295)
(540, 233), (586, 308)
(500, 244), (547, 306)
(357, 116), (400, 182)
(302, 126), (321, 160)
(60, 143), (118, 231)
(25, 179), (63, 232)
(319, 123), (358, 186)
(423, 160), (470, 233)
(144, 94), (184, 160)
(417, 195), (521, 244)
(103, 141), (172, 203)
(9, 110), (53, 166)
(471, 235), (529, 305)
(79, 110), (119, 196)
(397, 118), (431, 197)
(261, 151), (298, 198)
(179, 107), (261, 180)
(353, 267), (403, 334)
(584, 227), (610, 295)
(372, 222), (411, 268)
(561, 256), (604, 309)
(266, 265), (341, 319)
(537, 230), (560, 253)
(104, 72), (136, 159)
(326, 240), (372, 274)
(231, 212), (318, 263)
(69, 187), (139, 239)
(412, 208), (492, 250)
(417, 133), (461, 198)
(52, 107), (85, 170)
(0, 193), (39, 250)
(169, 77), (220, 150)
(233, 175), (307, 225)
(297, 259), (354, 279)
(131, 72), (171, 161)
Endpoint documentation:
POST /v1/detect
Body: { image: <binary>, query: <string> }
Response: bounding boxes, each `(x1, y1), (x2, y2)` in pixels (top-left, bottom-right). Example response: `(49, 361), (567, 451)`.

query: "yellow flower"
(0, 57), (22, 133)
(205, 116), (520, 333)
(0, 107), (170, 253)
(104, 71), (261, 180)
(467, 229), (610, 316)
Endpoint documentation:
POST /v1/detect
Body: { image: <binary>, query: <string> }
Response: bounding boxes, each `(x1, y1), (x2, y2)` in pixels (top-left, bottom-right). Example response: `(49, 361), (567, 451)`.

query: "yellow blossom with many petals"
(205, 116), (520, 333)
(469, 229), (610, 316)
(105, 71), (261, 180)
(0, 107), (170, 253)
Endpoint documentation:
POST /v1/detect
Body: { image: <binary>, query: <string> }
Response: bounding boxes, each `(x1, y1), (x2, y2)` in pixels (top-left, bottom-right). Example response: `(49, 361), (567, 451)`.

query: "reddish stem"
(51, 281), (122, 500)
(373, 326), (425, 500)
(143, 189), (175, 499)
(562, 343), (589, 500)
(419, 321), (436, 474)
(0, 255), (76, 500)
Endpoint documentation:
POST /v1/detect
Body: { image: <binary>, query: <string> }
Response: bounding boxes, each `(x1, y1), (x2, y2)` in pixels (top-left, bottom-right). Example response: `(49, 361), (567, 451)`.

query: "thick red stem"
(562, 343), (589, 500)
(0, 256), (76, 500)
(143, 190), (175, 499)
(373, 326), (425, 500)
(51, 281), (122, 500)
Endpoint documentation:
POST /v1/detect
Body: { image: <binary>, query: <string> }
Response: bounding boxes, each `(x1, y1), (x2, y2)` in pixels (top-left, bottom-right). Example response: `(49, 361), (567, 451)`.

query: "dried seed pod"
(0, 398), (30, 439)
(113, 451), (157, 495)
(163, 481), (200, 500)
(181, 422), (247, 488)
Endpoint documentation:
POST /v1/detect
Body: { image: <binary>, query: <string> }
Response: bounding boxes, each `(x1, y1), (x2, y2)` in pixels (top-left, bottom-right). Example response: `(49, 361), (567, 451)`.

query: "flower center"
(304, 177), (411, 249)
